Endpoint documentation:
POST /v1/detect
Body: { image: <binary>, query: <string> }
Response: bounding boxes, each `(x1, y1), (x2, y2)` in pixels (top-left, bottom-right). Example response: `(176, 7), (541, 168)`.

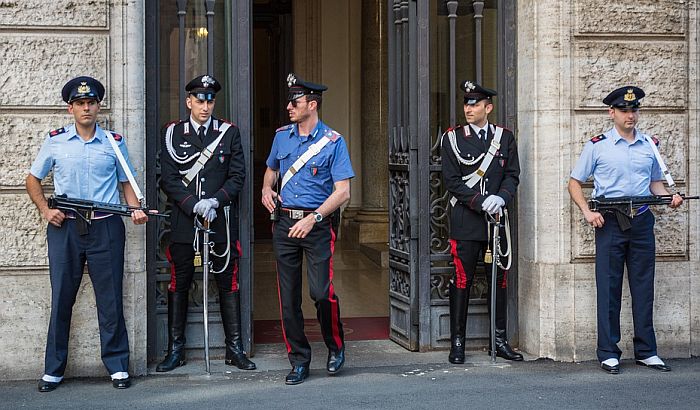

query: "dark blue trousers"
(595, 210), (657, 362)
(44, 216), (129, 377)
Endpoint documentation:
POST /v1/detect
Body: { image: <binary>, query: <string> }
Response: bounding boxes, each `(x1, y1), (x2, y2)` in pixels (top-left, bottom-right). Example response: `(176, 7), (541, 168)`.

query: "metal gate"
(145, 0), (254, 362)
(387, 0), (517, 351)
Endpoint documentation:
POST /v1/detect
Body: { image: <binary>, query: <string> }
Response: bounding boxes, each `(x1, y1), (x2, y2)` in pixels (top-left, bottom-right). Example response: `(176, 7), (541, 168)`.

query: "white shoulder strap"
(463, 125), (504, 188)
(182, 122), (232, 186)
(105, 130), (145, 207)
(281, 131), (332, 190)
(644, 135), (675, 188)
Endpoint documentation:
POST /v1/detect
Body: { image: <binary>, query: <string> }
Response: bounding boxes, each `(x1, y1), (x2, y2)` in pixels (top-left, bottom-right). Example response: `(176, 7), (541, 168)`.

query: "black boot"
(156, 292), (188, 372)
(488, 285), (523, 361)
(448, 283), (469, 364)
(220, 291), (256, 370)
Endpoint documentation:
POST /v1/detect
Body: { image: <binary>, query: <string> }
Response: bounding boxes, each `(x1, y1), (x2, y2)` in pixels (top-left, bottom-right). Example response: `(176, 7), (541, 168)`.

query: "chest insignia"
(179, 141), (192, 148)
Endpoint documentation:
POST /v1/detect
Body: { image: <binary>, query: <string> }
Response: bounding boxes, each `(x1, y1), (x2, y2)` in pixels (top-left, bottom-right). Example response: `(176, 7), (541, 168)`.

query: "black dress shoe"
(636, 360), (671, 372)
(156, 351), (186, 372)
(601, 363), (620, 374)
(285, 366), (309, 385)
(327, 349), (345, 375)
(488, 343), (524, 361)
(112, 377), (131, 389)
(38, 379), (61, 392)
(448, 337), (465, 364)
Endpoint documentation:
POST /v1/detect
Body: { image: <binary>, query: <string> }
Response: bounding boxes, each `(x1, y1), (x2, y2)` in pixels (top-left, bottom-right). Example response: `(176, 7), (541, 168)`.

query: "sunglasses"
(289, 98), (308, 108)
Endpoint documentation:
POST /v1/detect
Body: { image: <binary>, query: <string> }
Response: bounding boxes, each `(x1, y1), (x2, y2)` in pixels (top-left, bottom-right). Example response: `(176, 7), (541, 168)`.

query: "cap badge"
(77, 82), (91, 94)
(287, 73), (297, 88)
(201, 75), (215, 88)
(624, 88), (636, 102)
(464, 81), (475, 92)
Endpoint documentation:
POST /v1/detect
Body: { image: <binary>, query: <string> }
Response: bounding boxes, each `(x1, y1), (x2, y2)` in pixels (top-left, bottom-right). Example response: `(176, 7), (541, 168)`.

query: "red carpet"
(254, 317), (389, 344)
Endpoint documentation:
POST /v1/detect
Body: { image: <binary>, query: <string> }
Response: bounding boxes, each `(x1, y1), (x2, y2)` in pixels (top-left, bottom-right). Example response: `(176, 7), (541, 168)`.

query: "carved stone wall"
(0, 0), (148, 379)
(517, 0), (699, 361)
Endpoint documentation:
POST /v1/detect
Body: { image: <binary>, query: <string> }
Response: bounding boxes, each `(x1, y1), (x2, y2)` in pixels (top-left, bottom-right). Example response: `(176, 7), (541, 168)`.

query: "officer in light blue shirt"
(26, 76), (147, 392)
(568, 86), (683, 375)
(261, 73), (354, 385)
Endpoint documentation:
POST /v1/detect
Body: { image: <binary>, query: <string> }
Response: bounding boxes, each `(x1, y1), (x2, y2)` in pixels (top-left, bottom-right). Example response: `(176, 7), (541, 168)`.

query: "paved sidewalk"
(3, 340), (699, 409)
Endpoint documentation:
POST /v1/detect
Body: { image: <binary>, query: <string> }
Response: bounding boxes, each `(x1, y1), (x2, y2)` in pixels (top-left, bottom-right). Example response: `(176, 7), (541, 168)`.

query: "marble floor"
(252, 240), (389, 321)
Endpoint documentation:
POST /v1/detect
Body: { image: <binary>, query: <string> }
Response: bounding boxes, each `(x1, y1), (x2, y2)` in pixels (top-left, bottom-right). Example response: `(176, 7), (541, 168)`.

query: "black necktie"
(198, 126), (206, 142)
(479, 129), (488, 150)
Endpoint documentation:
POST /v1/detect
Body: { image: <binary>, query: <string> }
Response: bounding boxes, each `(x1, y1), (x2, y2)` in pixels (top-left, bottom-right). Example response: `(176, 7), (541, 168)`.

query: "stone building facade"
(0, 0), (697, 380)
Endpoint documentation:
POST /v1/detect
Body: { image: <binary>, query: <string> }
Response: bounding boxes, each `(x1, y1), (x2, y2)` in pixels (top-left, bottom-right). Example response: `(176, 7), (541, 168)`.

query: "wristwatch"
(312, 211), (323, 223)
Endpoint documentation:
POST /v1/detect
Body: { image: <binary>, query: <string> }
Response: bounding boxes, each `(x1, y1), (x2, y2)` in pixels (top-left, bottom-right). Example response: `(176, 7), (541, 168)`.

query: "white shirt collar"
(190, 116), (212, 134)
(469, 122), (490, 138)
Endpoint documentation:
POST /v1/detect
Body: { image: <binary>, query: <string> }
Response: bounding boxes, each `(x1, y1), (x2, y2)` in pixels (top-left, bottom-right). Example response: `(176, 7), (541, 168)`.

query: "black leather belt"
(281, 208), (314, 220)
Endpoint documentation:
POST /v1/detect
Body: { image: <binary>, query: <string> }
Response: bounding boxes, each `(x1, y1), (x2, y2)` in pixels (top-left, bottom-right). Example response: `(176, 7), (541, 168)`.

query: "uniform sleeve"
(330, 137), (355, 182)
(570, 141), (595, 182)
(159, 125), (197, 215)
(496, 132), (520, 205)
(115, 137), (137, 183)
(265, 134), (281, 170)
(213, 126), (246, 206)
(29, 135), (54, 179)
(440, 131), (486, 211)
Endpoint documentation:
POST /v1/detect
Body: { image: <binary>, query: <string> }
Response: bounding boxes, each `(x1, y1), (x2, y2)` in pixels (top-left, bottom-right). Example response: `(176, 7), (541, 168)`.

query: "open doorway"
(251, 0), (390, 345)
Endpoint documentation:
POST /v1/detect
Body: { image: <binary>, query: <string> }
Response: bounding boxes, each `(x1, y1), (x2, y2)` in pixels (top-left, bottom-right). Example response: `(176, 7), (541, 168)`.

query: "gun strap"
(644, 135), (675, 188)
(281, 129), (331, 190)
(182, 121), (232, 187)
(105, 130), (145, 207)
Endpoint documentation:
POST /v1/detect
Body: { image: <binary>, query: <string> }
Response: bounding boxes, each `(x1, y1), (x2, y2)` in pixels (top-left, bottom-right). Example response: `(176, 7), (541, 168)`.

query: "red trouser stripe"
(328, 227), (343, 350)
(449, 239), (468, 289)
(231, 240), (241, 291)
(165, 245), (177, 292)
(501, 269), (508, 289)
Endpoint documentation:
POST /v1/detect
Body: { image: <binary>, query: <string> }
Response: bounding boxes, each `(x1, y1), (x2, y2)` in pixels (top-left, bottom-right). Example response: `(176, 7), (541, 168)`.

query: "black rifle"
(588, 194), (698, 231)
(48, 194), (168, 225)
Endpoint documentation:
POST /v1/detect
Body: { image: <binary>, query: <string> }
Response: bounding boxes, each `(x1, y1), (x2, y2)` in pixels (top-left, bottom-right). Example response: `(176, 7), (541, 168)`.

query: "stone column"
(346, 0), (389, 246)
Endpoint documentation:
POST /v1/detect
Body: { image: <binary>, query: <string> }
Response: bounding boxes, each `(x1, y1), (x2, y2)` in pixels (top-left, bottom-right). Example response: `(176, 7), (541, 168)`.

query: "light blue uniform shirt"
(571, 127), (663, 197)
(30, 124), (135, 204)
(266, 120), (354, 209)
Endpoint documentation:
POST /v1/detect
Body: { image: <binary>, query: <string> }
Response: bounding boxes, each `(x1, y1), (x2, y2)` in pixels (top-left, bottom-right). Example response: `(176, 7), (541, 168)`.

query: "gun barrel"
(48, 195), (168, 218)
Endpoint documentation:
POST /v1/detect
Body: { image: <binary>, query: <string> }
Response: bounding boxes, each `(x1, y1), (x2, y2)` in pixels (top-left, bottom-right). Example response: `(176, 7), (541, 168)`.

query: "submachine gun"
(47, 194), (168, 222)
(588, 194), (698, 231)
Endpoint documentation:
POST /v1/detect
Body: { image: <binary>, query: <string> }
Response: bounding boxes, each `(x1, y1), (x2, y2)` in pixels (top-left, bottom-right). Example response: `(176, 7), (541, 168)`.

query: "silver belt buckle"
(291, 210), (304, 220)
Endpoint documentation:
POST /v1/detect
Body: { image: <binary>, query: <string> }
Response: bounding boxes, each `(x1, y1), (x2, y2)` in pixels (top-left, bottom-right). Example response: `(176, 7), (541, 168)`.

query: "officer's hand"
(193, 198), (219, 217)
(669, 193), (683, 209)
(584, 210), (605, 228)
(482, 195), (505, 214)
(203, 208), (217, 222)
(131, 209), (149, 225)
(288, 215), (315, 239)
(261, 188), (282, 213)
(42, 208), (65, 227)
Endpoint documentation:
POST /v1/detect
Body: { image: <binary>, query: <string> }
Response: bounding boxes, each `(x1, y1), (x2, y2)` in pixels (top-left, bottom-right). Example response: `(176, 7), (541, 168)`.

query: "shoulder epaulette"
(276, 124), (293, 133)
(650, 136), (660, 146)
(445, 125), (463, 133)
(493, 123), (512, 133)
(110, 132), (123, 142)
(590, 134), (606, 144)
(324, 128), (341, 142)
(49, 127), (65, 137)
(220, 119), (236, 127)
(164, 119), (184, 130)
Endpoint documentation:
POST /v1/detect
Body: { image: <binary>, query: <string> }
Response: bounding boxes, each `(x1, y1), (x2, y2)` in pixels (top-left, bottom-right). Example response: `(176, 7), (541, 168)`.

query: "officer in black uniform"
(261, 74), (355, 385)
(158, 75), (255, 372)
(441, 81), (522, 363)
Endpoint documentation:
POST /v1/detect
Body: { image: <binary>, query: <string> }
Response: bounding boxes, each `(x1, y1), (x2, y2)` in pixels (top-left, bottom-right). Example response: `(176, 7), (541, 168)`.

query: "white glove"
(481, 195), (505, 214)
(193, 198), (219, 218)
(203, 208), (217, 222)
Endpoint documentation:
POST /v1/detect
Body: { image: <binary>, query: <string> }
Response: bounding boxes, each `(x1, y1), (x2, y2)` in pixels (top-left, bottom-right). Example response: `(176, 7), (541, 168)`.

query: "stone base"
(359, 242), (389, 268)
(344, 209), (388, 245)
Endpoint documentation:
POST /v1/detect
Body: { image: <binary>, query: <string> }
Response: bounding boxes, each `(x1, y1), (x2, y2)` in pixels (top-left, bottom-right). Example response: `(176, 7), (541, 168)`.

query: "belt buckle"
(291, 210), (304, 220)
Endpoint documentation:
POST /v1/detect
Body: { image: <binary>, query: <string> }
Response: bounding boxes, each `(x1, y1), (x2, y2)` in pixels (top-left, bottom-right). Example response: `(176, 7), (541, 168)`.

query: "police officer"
(569, 86), (683, 374)
(158, 75), (255, 372)
(261, 73), (354, 385)
(441, 81), (522, 364)
(26, 76), (148, 391)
